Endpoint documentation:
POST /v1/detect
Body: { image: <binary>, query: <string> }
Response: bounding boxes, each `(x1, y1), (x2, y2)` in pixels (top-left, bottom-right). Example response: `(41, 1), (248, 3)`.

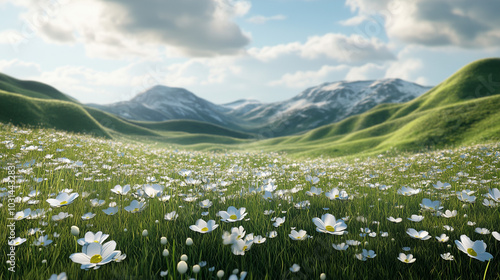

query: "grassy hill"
(0, 90), (111, 138)
(0, 58), (499, 158)
(128, 119), (255, 139)
(246, 58), (500, 157)
(0, 73), (77, 102)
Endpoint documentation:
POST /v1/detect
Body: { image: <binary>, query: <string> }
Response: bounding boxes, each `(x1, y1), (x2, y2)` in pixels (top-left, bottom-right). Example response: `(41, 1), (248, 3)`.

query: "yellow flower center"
(325, 225), (335, 232)
(237, 235), (241, 239)
(201, 227), (209, 232)
(243, 246), (248, 251)
(299, 235), (304, 240)
(404, 259), (409, 263)
(60, 201), (67, 205)
(15, 242), (20, 245)
(229, 215), (238, 220)
(90, 254), (103, 264)
(467, 248), (477, 257)
(40, 242), (44, 245)
(334, 195), (339, 198)
(18, 216), (22, 219)
(94, 240), (99, 243)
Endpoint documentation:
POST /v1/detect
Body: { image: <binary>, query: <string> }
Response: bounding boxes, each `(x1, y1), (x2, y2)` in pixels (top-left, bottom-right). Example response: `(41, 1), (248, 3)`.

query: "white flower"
(69, 241), (120, 269)
(46, 192), (79, 208)
(8, 237), (27, 246)
(441, 210), (457, 218)
(436, 234), (449, 243)
(34, 235), (52, 247)
(332, 243), (349, 251)
(387, 216), (402, 223)
(289, 229), (307, 241)
(457, 191), (476, 203)
(268, 231), (277, 238)
(492, 231), (500, 241)
(102, 207), (118, 215)
(419, 198), (442, 211)
(440, 252), (454, 261)
(475, 228), (490, 235)
(160, 270), (168, 277)
(273, 217), (286, 227)
(397, 253), (416, 263)
(312, 213), (347, 235)
(407, 215), (424, 222)
(77, 231), (109, 246)
(124, 200), (146, 213)
(289, 263), (300, 273)
(487, 188), (500, 202)
(406, 228), (431, 240)
(81, 212), (96, 220)
(177, 261), (188, 274)
(199, 199), (212, 208)
(48, 272), (67, 280)
(13, 208), (31, 220)
(231, 239), (253, 255)
(165, 211), (178, 221)
(189, 219), (218, 233)
(455, 235), (493, 262)
(110, 184), (130, 195)
(433, 181), (451, 190)
(253, 235), (266, 244)
(219, 206), (247, 222)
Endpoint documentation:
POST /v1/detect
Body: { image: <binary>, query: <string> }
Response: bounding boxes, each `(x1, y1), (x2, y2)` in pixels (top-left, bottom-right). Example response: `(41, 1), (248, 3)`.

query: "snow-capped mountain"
(230, 78), (431, 136)
(88, 79), (431, 137)
(88, 85), (234, 127)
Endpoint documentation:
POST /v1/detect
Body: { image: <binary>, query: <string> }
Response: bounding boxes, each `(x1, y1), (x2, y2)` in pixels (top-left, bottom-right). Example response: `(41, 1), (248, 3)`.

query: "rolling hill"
(246, 58), (500, 157)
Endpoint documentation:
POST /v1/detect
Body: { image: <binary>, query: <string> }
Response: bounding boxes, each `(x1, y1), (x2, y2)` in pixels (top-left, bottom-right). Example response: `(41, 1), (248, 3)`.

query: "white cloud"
(0, 59), (41, 77)
(247, 14), (286, 24)
(345, 63), (385, 81)
(344, 0), (500, 48)
(249, 33), (395, 63)
(269, 65), (349, 88)
(3, 0), (252, 58)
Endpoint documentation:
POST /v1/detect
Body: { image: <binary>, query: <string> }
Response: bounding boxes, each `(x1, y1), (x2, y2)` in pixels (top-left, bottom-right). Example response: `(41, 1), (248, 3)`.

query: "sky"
(0, 0), (499, 105)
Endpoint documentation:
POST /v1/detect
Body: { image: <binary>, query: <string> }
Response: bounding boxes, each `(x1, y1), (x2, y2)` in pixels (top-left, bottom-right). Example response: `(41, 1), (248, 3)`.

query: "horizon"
(1, 0), (499, 105)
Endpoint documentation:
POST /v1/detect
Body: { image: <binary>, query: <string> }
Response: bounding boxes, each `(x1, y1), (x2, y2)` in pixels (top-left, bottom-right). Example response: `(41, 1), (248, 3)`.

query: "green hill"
(0, 90), (111, 138)
(246, 58), (500, 157)
(129, 119), (255, 139)
(0, 73), (76, 102)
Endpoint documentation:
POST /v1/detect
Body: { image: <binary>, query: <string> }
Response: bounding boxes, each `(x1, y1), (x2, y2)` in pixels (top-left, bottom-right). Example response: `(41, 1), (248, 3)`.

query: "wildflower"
(48, 272), (67, 280)
(440, 252), (454, 261)
(186, 238), (193, 246)
(273, 217), (286, 227)
(46, 192), (79, 208)
(77, 231), (109, 246)
(387, 216), (402, 223)
(475, 228), (490, 235)
(290, 264), (300, 273)
(160, 237), (167, 245)
(313, 214), (347, 235)
(420, 198), (442, 211)
(492, 231), (500, 241)
(219, 206), (248, 222)
(332, 243), (349, 251)
(407, 215), (424, 222)
(190, 219), (218, 233)
(69, 241), (120, 269)
(8, 237), (27, 246)
(110, 184), (130, 195)
(487, 188), (500, 202)
(406, 228), (431, 240)
(441, 210), (457, 218)
(34, 235), (53, 247)
(102, 207), (118, 215)
(455, 235), (493, 262)
(436, 234), (449, 243)
(289, 229), (307, 241)
(199, 199), (213, 208)
(81, 212), (96, 220)
(397, 253), (416, 263)
(165, 211), (178, 221)
(124, 200), (146, 213)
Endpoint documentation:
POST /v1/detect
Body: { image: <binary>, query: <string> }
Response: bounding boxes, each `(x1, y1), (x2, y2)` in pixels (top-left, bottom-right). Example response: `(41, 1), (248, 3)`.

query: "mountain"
(88, 85), (238, 128)
(228, 79), (431, 136)
(247, 58), (500, 157)
(90, 79), (431, 137)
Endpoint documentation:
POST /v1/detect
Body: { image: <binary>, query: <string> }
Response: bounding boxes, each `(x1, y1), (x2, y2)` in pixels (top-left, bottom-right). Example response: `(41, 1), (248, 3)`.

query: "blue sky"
(1, 0), (499, 104)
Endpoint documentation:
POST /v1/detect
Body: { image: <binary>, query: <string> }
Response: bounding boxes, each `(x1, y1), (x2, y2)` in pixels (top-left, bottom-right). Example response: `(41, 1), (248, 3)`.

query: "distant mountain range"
(88, 78), (432, 136)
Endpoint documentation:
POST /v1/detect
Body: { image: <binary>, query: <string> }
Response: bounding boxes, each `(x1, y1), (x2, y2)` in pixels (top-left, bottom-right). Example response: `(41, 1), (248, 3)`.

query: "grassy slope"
(0, 90), (111, 138)
(244, 58), (500, 157)
(128, 119), (255, 139)
(0, 73), (76, 102)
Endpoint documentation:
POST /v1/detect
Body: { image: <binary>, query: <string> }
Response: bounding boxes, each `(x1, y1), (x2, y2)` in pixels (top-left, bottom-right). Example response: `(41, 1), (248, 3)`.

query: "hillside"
(0, 73), (76, 102)
(246, 58), (500, 157)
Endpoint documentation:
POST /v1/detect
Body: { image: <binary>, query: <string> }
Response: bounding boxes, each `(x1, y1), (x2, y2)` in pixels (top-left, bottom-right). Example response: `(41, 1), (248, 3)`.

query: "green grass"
(0, 73), (76, 103)
(0, 124), (499, 280)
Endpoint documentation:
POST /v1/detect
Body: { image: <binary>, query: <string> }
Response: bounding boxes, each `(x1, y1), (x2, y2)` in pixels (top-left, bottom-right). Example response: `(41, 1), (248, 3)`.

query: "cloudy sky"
(1, 0), (499, 105)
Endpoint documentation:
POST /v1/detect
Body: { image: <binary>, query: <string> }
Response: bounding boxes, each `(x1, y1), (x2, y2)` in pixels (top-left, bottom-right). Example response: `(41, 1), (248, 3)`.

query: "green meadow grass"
(1, 124), (499, 280)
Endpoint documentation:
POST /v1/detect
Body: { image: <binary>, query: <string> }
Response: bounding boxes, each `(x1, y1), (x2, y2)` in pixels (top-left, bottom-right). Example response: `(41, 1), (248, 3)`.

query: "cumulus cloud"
(247, 14), (286, 24)
(249, 33), (395, 63)
(344, 0), (500, 48)
(0, 59), (42, 77)
(269, 65), (349, 88)
(4, 0), (252, 58)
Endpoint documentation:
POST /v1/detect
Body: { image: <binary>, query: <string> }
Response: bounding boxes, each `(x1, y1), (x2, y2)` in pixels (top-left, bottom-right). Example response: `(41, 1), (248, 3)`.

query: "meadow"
(1, 123), (499, 280)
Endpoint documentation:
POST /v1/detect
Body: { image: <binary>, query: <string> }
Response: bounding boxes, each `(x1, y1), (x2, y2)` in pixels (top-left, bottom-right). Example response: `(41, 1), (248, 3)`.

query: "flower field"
(1, 124), (499, 280)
